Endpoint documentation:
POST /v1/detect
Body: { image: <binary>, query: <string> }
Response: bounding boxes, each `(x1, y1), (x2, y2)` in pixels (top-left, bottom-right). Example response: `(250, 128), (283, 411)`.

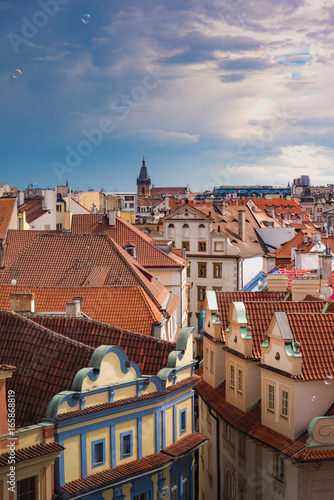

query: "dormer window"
(124, 244), (137, 259)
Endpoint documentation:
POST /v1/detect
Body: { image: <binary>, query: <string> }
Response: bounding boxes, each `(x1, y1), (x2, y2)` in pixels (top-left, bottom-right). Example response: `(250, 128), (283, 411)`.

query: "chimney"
(181, 248), (186, 259)
(66, 301), (81, 317)
(291, 276), (320, 301)
(0, 367), (15, 441)
(238, 209), (246, 241)
(10, 292), (35, 313)
(303, 232), (309, 245)
(291, 245), (297, 262)
(107, 209), (120, 226)
(263, 255), (276, 274)
(266, 274), (288, 292)
(213, 199), (227, 216)
(266, 206), (275, 219)
(18, 190), (24, 207)
(319, 254), (332, 286)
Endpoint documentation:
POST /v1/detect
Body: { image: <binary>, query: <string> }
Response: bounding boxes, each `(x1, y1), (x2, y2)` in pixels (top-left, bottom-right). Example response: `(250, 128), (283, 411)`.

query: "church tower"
(137, 154), (151, 196)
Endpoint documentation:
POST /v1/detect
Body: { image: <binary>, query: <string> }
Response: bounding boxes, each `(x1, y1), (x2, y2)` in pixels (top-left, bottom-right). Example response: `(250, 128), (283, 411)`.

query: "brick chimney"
(263, 255), (276, 274)
(238, 209), (246, 241)
(10, 292), (35, 313)
(213, 199), (227, 216)
(291, 276), (320, 301)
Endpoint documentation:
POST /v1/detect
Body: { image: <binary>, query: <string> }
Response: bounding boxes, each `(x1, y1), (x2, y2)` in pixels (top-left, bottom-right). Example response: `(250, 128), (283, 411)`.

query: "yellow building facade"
(45, 328), (206, 499)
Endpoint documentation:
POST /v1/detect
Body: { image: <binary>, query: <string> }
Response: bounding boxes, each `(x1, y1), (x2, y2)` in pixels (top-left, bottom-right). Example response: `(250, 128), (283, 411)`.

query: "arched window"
(182, 224), (189, 238)
(168, 223), (175, 238)
(199, 224), (205, 239)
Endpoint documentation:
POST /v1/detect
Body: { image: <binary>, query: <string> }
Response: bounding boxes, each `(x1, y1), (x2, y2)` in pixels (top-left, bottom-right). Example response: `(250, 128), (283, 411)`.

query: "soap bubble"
(324, 375), (333, 385)
(12, 69), (22, 79)
(253, 44), (265, 57)
(82, 14), (91, 24)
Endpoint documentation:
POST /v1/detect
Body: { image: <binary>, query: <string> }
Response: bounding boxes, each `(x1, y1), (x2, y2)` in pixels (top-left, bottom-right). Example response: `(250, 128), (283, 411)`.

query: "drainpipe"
(209, 406), (220, 500)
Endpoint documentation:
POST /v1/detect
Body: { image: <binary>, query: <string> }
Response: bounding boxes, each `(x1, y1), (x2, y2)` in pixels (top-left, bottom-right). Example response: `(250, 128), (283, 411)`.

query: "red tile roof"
(18, 197), (49, 224)
(165, 432), (207, 456)
(251, 198), (304, 213)
(0, 284), (164, 336)
(196, 379), (334, 462)
(1, 229), (61, 268)
(28, 314), (175, 375)
(237, 301), (331, 359)
(61, 432), (206, 495)
(0, 311), (93, 427)
(272, 229), (315, 260)
(286, 313), (334, 381)
(216, 291), (287, 332)
(0, 233), (175, 313)
(0, 198), (16, 240)
(150, 187), (188, 195)
(71, 215), (187, 269)
(0, 442), (63, 467)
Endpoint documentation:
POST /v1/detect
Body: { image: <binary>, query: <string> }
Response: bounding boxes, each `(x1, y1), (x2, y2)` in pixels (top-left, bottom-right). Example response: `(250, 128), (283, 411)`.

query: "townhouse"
(197, 288), (334, 499)
(159, 201), (265, 348)
(0, 309), (206, 500)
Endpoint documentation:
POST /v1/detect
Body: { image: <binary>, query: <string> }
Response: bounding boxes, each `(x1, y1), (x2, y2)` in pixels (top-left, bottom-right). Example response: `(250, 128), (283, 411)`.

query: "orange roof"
(287, 312), (334, 381)
(216, 291), (287, 332)
(272, 229), (315, 260)
(168, 199), (213, 210)
(150, 187), (188, 195)
(0, 198), (16, 240)
(1, 229), (61, 268)
(0, 310), (93, 427)
(71, 214), (187, 269)
(235, 301), (332, 360)
(0, 285), (164, 336)
(252, 198), (304, 213)
(18, 197), (49, 223)
(0, 233), (176, 313)
(29, 314), (175, 374)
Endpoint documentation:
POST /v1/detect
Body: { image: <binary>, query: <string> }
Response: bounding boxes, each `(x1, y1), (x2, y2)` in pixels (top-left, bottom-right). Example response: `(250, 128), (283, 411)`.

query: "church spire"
(137, 153), (151, 196)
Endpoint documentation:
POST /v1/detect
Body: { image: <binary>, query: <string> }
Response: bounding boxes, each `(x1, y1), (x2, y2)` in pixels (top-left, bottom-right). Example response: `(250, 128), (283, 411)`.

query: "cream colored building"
(197, 288), (334, 500)
(160, 201), (264, 350)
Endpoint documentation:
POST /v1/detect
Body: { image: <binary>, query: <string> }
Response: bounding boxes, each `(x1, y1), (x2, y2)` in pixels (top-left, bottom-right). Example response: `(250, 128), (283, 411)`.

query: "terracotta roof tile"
(150, 187), (188, 195)
(1, 229), (61, 268)
(165, 432), (207, 456)
(238, 301), (329, 359)
(216, 291), (287, 332)
(0, 442), (63, 467)
(0, 233), (175, 313)
(0, 311), (93, 427)
(0, 198), (16, 241)
(61, 432), (206, 496)
(286, 313), (334, 381)
(71, 215), (186, 269)
(18, 197), (49, 224)
(28, 314), (175, 375)
(0, 285), (164, 336)
(272, 229), (315, 260)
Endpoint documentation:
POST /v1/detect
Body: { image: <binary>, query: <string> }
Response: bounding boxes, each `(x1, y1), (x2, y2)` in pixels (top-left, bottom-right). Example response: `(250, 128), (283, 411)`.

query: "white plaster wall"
(242, 255), (263, 288)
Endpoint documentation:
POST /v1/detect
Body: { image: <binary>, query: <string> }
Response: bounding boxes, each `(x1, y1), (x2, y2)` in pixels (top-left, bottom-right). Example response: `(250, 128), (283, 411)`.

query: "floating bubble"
(324, 375), (333, 385)
(253, 44), (265, 57)
(12, 69), (22, 79)
(82, 14), (91, 24)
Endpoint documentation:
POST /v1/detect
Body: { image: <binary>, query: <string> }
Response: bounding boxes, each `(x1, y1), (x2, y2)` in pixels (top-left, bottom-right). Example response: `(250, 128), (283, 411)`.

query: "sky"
(1, 0), (334, 192)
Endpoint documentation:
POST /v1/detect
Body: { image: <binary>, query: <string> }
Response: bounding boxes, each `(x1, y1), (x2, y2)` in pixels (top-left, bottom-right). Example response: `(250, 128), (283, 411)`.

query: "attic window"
(124, 244), (137, 259)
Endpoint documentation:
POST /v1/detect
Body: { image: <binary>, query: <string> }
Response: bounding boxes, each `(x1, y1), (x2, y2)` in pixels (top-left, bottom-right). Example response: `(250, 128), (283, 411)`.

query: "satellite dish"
(320, 286), (333, 300)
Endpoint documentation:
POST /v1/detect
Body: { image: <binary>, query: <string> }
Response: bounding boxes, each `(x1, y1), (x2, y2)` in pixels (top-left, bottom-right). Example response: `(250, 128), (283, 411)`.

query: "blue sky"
(1, 0), (334, 192)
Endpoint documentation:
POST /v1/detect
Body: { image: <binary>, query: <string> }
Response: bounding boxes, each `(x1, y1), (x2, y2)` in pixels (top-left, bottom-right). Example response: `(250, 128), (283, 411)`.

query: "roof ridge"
(0, 310), (94, 351)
